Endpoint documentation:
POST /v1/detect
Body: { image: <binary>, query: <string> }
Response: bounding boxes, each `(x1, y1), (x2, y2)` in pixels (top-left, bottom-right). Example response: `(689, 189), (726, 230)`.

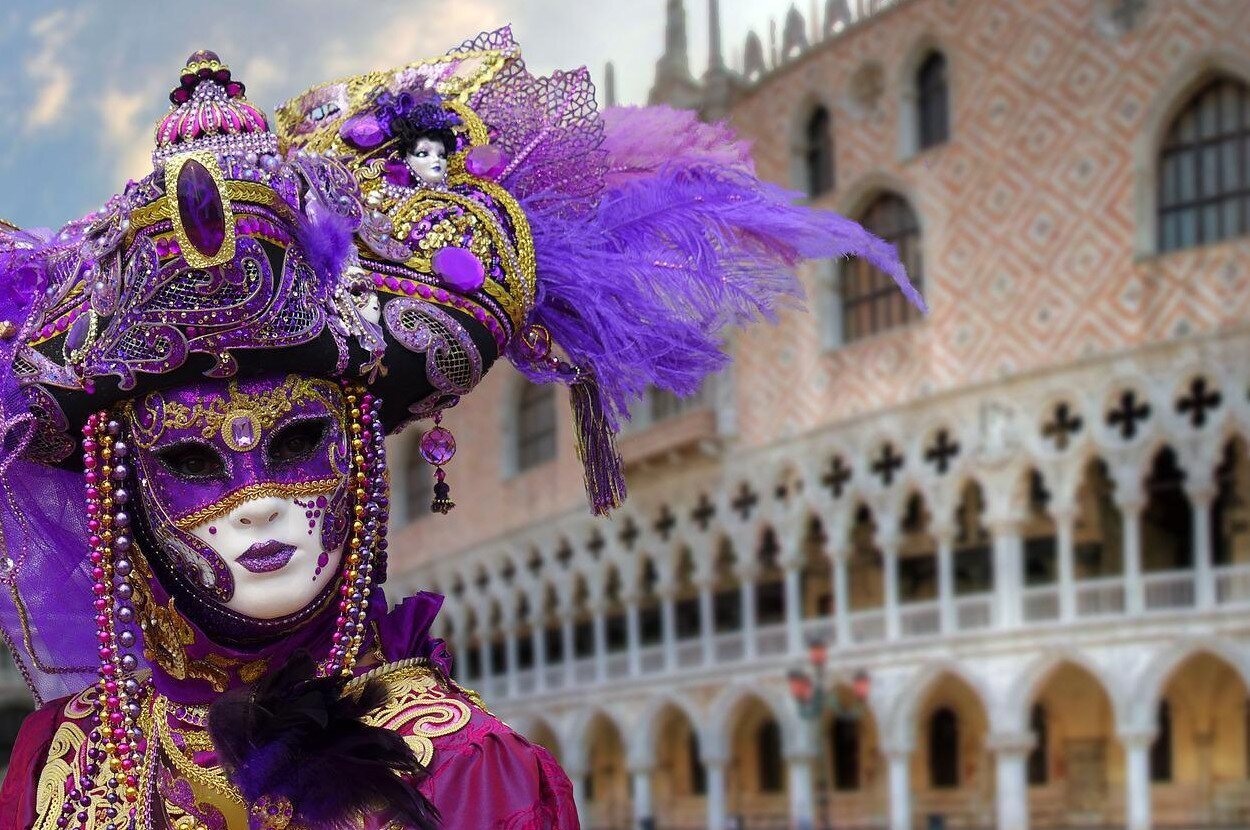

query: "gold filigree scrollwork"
(347, 659), (472, 766)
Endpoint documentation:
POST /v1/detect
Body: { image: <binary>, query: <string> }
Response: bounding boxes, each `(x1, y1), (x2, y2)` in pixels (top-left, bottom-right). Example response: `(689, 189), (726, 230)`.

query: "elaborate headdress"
(0, 26), (920, 762)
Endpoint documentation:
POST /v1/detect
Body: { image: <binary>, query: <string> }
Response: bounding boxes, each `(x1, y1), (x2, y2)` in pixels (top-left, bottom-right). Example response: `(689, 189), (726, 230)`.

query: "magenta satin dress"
(0, 682), (579, 830)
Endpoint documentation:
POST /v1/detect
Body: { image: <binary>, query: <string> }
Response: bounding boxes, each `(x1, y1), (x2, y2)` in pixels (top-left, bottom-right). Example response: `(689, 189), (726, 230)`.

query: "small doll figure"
(342, 89), (463, 199)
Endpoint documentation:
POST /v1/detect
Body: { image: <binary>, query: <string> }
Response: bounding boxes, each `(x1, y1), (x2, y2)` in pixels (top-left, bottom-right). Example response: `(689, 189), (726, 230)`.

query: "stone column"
(1118, 494), (1145, 615)
(991, 517), (1024, 629)
(1054, 507), (1077, 622)
(832, 551), (852, 646)
(935, 524), (956, 634)
(880, 529), (901, 640)
(593, 605), (609, 683)
(989, 733), (1033, 830)
(562, 612), (577, 688)
(705, 758), (727, 830)
(566, 760), (590, 830)
(786, 752), (817, 830)
(631, 764), (653, 827)
(505, 629), (520, 698)
(783, 559), (805, 655)
(1187, 481), (1216, 610)
(626, 595), (643, 677)
(1121, 730), (1155, 830)
(739, 566), (758, 661)
(532, 623), (548, 693)
(476, 638), (493, 696)
(884, 746), (912, 830)
(699, 580), (716, 666)
(661, 589), (678, 672)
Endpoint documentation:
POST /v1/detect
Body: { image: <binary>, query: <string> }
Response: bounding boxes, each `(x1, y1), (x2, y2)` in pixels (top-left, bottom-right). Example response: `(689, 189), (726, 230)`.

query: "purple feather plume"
(516, 161), (925, 428)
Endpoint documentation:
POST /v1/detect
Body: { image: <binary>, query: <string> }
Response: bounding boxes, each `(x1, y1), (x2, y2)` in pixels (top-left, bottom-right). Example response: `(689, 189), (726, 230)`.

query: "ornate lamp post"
(787, 637), (871, 830)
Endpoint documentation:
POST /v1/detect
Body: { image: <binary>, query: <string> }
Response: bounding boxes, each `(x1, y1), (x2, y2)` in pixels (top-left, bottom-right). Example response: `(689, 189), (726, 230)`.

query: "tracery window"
(516, 384), (557, 471)
(1158, 76), (1250, 252)
(842, 193), (923, 342)
(803, 106), (835, 197)
(917, 52), (950, 150)
(405, 438), (432, 521)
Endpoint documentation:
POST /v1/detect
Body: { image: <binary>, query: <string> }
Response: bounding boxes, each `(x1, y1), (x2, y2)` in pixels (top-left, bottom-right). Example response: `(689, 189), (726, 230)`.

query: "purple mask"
(124, 374), (352, 623)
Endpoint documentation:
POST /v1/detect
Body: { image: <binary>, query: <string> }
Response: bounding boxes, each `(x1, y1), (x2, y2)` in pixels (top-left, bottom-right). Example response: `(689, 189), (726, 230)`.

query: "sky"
(0, 0), (804, 229)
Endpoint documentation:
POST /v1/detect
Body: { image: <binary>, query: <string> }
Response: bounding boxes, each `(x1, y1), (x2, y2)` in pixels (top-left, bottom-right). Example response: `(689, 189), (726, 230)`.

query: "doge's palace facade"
(385, 2), (1250, 829)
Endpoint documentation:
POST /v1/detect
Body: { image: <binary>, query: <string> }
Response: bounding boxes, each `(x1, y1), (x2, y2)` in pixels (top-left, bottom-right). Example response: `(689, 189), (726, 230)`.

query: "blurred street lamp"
(788, 636), (871, 830)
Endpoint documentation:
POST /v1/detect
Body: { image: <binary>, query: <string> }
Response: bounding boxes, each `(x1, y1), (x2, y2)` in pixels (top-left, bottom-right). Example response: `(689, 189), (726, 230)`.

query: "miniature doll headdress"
(276, 26), (924, 516)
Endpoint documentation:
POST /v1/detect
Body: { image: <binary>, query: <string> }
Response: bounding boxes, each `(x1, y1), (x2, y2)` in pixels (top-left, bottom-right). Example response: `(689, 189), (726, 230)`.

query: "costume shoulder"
(0, 687), (96, 830)
(354, 658), (579, 830)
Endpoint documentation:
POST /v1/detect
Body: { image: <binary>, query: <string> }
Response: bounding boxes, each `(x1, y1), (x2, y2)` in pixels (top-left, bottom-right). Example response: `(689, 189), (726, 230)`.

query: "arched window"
(405, 438), (432, 520)
(803, 106), (835, 197)
(516, 384), (557, 471)
(1157, 76), (1250, 253)
(831, 716), (861, 790)
(842, 193), (923, 342)
(757, 718), (784, 792)
(1027, 704), (1048, 785)
(917, 52), (950, 150)
(928, 706), (960, 789)
(1150, 700), (1173, 782)
(1142, 446), (1192, 571)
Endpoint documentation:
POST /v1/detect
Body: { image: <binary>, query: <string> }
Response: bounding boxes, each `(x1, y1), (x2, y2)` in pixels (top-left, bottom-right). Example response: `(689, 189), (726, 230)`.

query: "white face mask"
(187, 492), (343, 619)
(405, 137), (448, 187)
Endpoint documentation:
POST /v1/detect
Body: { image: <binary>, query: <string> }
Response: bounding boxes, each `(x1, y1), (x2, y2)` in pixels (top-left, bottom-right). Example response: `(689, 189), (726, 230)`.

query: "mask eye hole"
(157, 442), (228, 480)
(268, 419), (328, 465)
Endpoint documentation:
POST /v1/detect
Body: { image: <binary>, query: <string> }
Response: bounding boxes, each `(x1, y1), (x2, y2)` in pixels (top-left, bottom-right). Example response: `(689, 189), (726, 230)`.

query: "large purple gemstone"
(176, 159), (226, 258)
(432, 246), (485, 292)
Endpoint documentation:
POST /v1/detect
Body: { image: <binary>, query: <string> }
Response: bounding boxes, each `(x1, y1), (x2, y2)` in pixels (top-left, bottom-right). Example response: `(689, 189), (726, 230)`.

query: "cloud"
(97, 88), (156, 185)
(25, 7), (89, 132)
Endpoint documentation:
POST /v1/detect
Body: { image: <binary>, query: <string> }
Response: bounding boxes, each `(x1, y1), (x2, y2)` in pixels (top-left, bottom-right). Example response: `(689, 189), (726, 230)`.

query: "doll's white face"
(405, 137), (448, 186)
(187, 492), (343, 619)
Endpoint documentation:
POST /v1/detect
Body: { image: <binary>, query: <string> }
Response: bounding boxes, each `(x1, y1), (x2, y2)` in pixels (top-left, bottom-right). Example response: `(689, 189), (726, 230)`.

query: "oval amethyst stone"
(65, 314), (91, 352)
(176, 159), (226, 258)
(432, 246), (485, 292)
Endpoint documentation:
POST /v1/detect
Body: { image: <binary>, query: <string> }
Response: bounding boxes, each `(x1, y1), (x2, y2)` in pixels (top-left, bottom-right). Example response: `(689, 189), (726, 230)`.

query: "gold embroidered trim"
(128, 375), (343, 451)
(169, 478), (340, 530)
(153, 694), (248, 808)
(347, 659), (473, 767)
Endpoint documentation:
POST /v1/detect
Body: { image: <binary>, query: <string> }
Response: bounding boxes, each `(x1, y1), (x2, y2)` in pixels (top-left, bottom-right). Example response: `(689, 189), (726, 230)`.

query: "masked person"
(0, 31), (922, 830)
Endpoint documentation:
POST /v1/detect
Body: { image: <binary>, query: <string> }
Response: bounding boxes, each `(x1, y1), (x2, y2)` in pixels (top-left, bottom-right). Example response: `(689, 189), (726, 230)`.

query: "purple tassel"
(569, 374), (626, 516)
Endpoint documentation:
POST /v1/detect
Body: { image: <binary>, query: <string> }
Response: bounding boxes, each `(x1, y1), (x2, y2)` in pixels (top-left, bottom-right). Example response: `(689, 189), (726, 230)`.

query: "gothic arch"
(705, 681), (798, 762)
(631, 692), (708, 769)
(1004, 650), (1126, 734)
(883, 661), (991, 749)
(1132, 639), (1250, 729)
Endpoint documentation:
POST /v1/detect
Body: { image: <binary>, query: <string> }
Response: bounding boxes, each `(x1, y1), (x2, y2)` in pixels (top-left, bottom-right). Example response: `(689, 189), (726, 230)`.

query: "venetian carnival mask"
(405, 137), (449, 187)
(124, 374), (351, 622)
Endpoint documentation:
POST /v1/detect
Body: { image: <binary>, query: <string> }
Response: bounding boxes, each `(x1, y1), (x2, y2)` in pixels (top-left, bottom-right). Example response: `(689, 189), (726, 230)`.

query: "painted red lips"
(236, 540), (296, 573)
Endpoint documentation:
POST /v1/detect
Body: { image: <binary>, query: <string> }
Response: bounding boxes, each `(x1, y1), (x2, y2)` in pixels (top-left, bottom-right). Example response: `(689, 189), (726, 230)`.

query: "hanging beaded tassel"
(75, 411), (145, 829)
(324, 385), (387, 678)
(419, 411), (455, 514)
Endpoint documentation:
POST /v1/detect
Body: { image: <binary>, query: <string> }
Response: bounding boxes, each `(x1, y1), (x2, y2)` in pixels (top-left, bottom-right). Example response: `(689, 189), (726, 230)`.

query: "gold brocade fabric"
(31, 660), (475, 830)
